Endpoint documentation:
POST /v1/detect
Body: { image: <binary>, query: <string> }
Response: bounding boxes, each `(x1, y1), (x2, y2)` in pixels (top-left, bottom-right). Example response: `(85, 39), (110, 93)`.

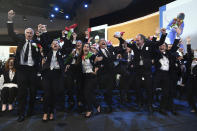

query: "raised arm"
(61, 31), (75, 55)
(152, 28), (167, 47)
(7, 10), (23, 42)
(186, 37), (192, 59)
(151, 27), (160, 42)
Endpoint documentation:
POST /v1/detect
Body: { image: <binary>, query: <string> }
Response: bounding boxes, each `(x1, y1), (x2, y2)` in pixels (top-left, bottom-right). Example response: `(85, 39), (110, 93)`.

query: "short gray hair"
(25, 28), (34, 35)
(99, 38), (106, 43)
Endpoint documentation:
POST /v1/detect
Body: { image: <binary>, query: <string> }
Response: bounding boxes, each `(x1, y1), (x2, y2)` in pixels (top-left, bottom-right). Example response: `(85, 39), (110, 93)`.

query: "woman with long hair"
(1, 57), (17, 112)
(77, 43), (102, 118)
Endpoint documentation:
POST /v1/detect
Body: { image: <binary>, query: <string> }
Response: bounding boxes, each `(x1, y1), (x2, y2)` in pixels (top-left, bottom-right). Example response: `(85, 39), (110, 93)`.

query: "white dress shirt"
(82, 59), (93, 73)
(20, 40), (34, 66)
(50, 51), (60, 70)
(101, 48), (109, 58)
(159, 54), (170, 71)
(0, 70), (18, 90)
(9, 70), (15, 81)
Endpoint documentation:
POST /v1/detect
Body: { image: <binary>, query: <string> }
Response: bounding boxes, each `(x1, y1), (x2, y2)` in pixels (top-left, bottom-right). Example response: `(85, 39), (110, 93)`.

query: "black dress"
(1, 70), (18, 104)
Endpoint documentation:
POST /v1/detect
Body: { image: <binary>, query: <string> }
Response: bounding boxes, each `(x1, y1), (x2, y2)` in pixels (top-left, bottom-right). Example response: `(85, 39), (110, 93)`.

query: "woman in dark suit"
(1, 57), (17, 112)
(77, 43), (102, 118)
(41, 40), (65, 121)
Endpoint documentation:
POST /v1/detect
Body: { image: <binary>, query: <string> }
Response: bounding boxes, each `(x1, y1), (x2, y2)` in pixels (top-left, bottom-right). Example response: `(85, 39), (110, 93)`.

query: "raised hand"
(71, 49), (76, 56)
(155, 27), (160, 37)
(88, 37), (93, 43)
(62, 30), (66, 37)
(160, 28), (166, 35)
(38, 24), (42, 32)
(113, 35), (119, 39)
(186, 36), (191, 45)
(8, 10), (15, 21)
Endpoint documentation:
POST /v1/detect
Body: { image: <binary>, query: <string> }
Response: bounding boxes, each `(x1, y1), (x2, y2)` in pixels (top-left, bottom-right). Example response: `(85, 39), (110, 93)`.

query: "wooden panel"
(9, 46), (17, 54)
(107, 12), (159, 46)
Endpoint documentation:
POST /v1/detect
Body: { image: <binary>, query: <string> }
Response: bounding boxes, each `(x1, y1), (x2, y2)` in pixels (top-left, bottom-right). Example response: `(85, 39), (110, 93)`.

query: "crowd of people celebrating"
(0, 10), (196, 123)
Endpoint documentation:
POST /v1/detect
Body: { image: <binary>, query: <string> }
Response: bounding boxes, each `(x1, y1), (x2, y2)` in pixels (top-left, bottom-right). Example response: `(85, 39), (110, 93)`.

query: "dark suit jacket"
(61, 37), (76, 55)
(39, 32), (53, 57)
(7, 23), (41, 70)
(118, 34), (167, 74)
(154, 39), (180, 72)
(77, 54), (98, 73)
(3, 70), (17, 84)
(97, 46), (117, 73)
(42, 50), (65, 73)
(185, 44), (197, 76)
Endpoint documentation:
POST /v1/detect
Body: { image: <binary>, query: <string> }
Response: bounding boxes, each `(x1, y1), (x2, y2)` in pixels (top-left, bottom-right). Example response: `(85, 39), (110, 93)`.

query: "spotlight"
(84, 4), (88, 8)
(54, 7), (59, 12)
(50, 14), (55, 18)
(65, 14), (70, 19)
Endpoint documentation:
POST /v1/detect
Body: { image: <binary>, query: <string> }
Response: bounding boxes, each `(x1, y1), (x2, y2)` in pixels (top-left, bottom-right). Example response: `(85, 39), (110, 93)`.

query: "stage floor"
(0, 100), (197, 131)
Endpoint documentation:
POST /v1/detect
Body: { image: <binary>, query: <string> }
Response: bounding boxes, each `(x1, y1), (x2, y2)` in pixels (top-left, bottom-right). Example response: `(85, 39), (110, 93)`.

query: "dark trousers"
(135, 68), (153, 107)
(119, 72), (134, 103)
(116, 63), (134, 103)
(83, 73), (99, 111)
(64, 65), (82, 105)
(98, 72), (114, 106)
(17, 66), (37, 116)
(1, 87), (17, 104)
(42, 69), (61, 114)
(170, 72), (179, 97)
(187, 75), (197, 111)
(153, 70), (172, 110)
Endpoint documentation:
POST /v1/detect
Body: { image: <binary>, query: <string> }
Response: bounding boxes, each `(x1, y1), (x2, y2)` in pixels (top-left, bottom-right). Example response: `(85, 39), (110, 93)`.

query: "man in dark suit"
(153, 31), (181, 115)
(115, 29), (167, 113)
(118, 47), (135, 105)
(7, 10), (41, 122)
(97, 39), (117, 113)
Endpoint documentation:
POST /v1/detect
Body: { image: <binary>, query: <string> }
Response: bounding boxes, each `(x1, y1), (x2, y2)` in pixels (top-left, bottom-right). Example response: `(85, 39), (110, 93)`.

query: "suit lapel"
(99, 47), (107, 58)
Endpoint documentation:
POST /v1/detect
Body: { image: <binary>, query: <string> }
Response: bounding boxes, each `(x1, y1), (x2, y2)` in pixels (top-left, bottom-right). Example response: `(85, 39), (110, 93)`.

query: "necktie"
(24, 40), (30, 62)
(139, 46), (142, 51)
(128, 53), (131, 62)
(105, 48), (110, 57)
